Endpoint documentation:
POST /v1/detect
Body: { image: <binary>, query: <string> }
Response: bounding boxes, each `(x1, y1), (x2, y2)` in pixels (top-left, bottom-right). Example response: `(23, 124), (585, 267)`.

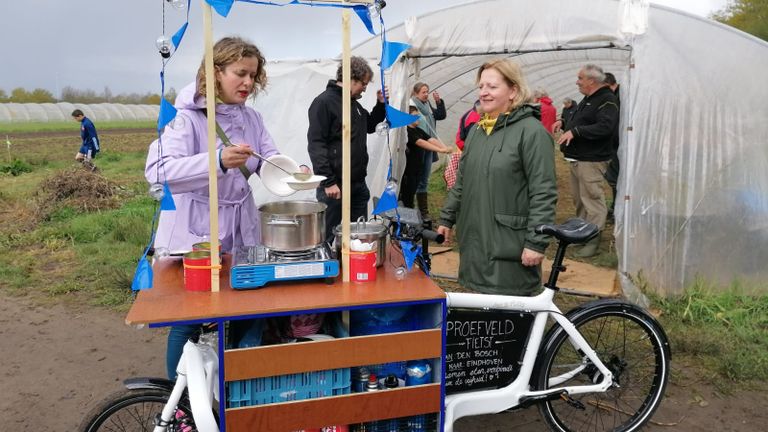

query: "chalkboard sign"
(445, 308), (535, 394)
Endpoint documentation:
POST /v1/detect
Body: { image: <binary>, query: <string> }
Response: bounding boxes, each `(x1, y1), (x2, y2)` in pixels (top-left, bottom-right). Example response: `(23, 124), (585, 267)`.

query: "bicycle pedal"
(560, 393), (586, 410)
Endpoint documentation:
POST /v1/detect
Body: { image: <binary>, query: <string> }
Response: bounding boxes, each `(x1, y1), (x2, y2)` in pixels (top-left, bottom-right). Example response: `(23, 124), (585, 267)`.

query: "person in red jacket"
(534, 88), (557, 135)
(455, 100), (481, 151)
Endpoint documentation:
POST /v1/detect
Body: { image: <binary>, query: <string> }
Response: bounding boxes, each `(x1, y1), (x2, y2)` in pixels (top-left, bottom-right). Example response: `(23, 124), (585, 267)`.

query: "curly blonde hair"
(196, 36), (267, 100)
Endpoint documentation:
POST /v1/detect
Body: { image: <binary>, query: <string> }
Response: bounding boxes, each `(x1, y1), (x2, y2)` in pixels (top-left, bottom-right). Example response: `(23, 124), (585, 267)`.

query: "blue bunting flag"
(157, 98), (177, 131)
(353, 4), (375, 35)
(385, 105), (419, 129)
(172, 22), (189, 49)
(381, 40), (410, 70)
(372, 182), (398, 215)
(160, 182), (176, 211)
(206, 0), (235, 17)
(400, 240), (422, 271)
(131, 257), (153, 291)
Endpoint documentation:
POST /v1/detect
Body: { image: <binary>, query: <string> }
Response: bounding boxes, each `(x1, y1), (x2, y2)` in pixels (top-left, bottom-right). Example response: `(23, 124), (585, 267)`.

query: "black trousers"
(398, 172), (419, 209)
(316, 181), (370, 244)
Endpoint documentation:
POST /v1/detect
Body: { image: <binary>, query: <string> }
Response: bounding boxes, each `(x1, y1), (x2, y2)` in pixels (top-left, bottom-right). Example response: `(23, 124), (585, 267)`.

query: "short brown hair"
(476, 59), (532, 112)
(196, 36), (267, 99)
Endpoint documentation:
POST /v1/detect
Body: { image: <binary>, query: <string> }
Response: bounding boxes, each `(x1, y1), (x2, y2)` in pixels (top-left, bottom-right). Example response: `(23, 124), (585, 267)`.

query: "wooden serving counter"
(126, 252), (447, 432)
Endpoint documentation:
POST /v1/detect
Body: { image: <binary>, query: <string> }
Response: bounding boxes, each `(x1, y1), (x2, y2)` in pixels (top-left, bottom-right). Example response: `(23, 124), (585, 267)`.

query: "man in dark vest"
(552, 64), (619, 257)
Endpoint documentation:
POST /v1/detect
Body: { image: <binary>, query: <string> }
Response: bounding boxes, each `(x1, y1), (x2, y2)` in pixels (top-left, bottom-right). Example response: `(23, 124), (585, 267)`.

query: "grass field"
(0, 120), (155, 134)
(0, 128), (765, 386)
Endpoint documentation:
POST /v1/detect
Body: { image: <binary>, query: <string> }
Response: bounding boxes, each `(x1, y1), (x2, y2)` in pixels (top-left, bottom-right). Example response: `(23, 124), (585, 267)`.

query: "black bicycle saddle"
(535, 218), (599, 244)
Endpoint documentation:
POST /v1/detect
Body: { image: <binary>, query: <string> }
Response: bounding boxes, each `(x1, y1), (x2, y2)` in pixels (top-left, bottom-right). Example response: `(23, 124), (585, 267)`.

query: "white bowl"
(282, 174), (327, 191)
(260, 155), (300, 196)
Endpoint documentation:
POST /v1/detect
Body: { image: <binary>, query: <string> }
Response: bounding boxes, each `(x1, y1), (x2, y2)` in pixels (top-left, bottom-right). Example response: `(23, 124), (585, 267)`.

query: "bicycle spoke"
(538, 307), (669, 432)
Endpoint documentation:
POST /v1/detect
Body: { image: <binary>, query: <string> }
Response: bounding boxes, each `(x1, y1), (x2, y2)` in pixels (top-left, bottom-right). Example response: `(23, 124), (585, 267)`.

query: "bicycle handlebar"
(421, 229), (445, 244)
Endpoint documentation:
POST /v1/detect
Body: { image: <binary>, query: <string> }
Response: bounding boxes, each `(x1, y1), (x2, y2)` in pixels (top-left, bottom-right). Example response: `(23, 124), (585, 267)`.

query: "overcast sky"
(0, 0), (728, 97)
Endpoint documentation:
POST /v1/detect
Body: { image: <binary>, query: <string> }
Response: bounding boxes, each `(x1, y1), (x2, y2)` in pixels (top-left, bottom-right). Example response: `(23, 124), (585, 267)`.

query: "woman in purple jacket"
(145, 36), (279, 379)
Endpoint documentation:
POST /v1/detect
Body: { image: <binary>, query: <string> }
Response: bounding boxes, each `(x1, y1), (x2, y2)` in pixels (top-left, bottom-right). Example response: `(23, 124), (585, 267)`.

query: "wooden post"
(202, 1), (220, 292)
(340, 6), (352, 282)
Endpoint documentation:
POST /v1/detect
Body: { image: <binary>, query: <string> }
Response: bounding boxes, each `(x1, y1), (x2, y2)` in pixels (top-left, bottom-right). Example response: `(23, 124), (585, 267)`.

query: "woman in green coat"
(437, 59), (557, 295)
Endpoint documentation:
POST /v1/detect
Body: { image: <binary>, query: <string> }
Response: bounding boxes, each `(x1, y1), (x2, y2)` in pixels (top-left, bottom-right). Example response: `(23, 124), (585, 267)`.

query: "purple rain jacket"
(145, 82), (280, 253)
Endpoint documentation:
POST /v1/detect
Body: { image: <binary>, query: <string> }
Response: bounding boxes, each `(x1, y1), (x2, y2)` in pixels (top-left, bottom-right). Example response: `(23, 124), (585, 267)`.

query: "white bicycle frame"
(153, 287), (614, 432)
(154, 341), (220, 432)
(443, 288), (615, 432)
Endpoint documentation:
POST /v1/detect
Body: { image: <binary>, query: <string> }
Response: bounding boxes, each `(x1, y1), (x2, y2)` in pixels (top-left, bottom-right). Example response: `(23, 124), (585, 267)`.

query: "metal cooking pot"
(259, 201), (327, 252)
(333, 217), (388, 267)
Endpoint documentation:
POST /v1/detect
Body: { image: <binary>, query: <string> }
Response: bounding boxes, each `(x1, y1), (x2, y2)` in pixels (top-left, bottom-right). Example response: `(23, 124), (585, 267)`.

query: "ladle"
(215, 122), (312, 181)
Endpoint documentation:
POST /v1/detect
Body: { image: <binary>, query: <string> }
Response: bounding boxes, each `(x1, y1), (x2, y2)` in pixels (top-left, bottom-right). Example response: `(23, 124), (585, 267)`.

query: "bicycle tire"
(79, 387), (197, 432)
(536, 301), (671, 432)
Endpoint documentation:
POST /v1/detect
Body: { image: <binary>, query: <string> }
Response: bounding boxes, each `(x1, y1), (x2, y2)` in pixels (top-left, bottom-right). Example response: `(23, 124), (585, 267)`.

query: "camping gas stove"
(230, 244), (339, 289)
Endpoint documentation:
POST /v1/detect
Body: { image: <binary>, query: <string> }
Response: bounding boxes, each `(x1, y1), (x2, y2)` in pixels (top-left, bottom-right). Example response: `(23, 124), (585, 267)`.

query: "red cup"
(183, 251), (212, 291)
(350, 251), (377, 283)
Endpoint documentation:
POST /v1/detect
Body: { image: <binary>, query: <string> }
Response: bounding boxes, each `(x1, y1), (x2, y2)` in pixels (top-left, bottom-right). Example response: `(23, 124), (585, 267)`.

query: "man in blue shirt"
(72, 109), (100, 169)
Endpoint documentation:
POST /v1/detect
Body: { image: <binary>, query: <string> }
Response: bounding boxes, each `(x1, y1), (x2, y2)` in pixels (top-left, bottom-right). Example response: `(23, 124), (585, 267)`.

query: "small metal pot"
(333, 217), (388, 267)
(259, 201), (327, 251)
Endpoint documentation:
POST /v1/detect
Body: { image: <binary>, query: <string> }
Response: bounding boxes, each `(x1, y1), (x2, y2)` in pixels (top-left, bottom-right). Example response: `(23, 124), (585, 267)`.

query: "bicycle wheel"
(536, 301), (671, 432)
(79, 388), (195, 432)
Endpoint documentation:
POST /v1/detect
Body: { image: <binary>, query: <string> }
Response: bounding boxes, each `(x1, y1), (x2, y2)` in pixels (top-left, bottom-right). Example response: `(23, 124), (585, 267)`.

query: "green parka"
(438, 105), (557, 295)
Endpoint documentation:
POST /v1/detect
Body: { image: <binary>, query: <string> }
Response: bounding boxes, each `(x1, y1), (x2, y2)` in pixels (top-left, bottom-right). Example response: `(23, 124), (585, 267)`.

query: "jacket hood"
(539, 96), (553, 105)
(174, 82), (204, 110)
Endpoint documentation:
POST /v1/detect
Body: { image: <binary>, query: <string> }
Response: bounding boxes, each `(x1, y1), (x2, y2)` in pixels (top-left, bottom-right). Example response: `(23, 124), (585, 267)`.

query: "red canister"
(350, 250), (377, 283)
(183, 251), (212, 292)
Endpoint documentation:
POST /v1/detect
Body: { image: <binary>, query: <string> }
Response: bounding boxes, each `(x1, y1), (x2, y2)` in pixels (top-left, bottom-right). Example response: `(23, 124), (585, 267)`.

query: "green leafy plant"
(0, 159), (32, 176)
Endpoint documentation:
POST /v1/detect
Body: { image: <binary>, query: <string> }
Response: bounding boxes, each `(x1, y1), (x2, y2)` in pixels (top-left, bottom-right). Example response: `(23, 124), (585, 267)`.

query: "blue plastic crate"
(227, 368), (351, 407)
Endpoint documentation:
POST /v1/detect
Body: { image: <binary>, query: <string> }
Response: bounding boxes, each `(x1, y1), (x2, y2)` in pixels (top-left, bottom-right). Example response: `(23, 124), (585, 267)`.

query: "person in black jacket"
(603, 72), (621, 220)
(560, 97), (577, 129)
(307, 56), (386, 243)
(552, 64), (619, 257)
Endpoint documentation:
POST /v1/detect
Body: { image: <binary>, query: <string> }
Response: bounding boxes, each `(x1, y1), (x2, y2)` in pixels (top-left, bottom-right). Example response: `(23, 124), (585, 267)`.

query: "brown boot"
(416, 192), (430, 221)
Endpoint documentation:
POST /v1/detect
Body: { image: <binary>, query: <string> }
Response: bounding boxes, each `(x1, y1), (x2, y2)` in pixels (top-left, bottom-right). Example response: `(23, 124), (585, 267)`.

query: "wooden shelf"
(225, 329), (442, 380)
(225, 384), (441, 432)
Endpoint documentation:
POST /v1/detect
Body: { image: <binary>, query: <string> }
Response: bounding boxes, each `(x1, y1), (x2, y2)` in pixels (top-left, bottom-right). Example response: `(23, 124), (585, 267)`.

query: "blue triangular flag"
(373, 183), (398, 215)
(401, 240), (422, 271)
(205, 0), (234, 17)
(385, 105), (420, 129)
(353, 5), (375, 35)
(131, 257), (153, 291)
(160, 182), (176, 211)
(381, 41), (410, 69)
(171, 22), (188, 49)
(157, 98), (177, 131)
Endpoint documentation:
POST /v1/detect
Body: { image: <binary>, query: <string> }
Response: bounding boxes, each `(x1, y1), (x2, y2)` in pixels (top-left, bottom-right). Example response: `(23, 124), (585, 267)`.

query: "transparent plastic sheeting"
(351, 0), (768, 295)
(0, 102), (160, 123)
(7, 0), (767, 295)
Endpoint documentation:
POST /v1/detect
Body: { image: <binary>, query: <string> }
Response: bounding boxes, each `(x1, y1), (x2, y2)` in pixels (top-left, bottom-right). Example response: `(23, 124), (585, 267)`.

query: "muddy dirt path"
(1, 291), (766, 431)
